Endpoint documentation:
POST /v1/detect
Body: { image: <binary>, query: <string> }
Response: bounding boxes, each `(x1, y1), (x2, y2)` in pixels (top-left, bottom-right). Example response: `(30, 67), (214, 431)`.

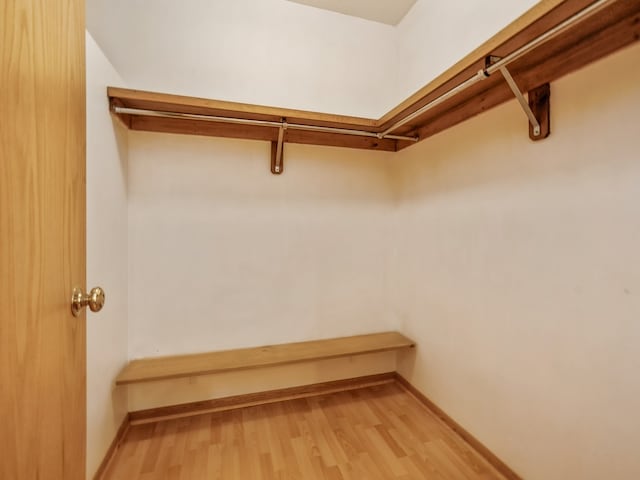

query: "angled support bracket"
(271, 120), (287, 175)
(497, 66), (550, 140)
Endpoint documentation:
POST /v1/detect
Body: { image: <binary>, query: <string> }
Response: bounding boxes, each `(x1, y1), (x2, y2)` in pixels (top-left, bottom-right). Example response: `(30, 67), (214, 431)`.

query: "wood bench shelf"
(109, 0), (640, 153)
(116, 332), (415, 385)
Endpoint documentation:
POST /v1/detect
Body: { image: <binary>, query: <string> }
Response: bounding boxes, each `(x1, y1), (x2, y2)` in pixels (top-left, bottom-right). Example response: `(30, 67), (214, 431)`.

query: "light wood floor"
(104, 382), (507, 479)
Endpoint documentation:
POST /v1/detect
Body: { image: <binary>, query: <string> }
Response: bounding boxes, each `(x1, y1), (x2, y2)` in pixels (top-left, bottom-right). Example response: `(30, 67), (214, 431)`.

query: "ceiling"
(286, 0), (417, 25)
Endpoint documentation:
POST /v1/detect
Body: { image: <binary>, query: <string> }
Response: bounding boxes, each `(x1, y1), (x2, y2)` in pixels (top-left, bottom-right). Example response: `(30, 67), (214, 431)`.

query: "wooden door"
(1, 0), (86, 478)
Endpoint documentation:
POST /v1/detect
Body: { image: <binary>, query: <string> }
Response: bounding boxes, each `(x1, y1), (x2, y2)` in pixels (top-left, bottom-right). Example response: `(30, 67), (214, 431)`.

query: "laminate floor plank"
(103, 382), (509, 479)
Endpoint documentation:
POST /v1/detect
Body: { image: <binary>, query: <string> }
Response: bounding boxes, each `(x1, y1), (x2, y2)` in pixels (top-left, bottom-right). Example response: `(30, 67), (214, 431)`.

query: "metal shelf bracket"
(271, 120), (287, 175)
(498, 66), (542, 137)
(484, 56), (550, 141)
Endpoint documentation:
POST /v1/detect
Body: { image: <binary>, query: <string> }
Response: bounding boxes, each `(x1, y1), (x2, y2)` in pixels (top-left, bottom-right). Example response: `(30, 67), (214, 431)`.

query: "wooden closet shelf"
(108, 0), (640, 153)
(116, 332), (415, 385)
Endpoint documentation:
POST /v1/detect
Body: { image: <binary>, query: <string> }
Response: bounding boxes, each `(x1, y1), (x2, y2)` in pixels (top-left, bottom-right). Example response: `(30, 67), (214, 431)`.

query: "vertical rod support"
(271, 122), (286, 175)
(528, 83), (551, 141)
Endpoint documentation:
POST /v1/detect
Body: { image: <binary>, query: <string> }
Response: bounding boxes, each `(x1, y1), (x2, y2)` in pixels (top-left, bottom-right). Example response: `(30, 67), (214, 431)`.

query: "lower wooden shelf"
(116, 331), (415, 385)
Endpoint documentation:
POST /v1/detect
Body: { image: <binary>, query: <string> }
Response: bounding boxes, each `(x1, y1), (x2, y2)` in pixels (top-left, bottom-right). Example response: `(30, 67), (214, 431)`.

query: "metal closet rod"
(112, 107), (419, 142)
(114, 0), (614, 143)
(380, 0), (615, 137)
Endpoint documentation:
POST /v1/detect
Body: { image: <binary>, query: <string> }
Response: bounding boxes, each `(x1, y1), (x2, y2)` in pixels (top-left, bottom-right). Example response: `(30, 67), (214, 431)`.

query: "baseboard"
(92, 413), (131, 480)
(129, 372), (397, 425)
(394, 373), (522, 480)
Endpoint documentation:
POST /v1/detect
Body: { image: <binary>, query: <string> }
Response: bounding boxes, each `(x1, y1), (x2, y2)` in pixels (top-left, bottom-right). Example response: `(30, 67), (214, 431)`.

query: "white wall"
(393, 0), (537, 102)
(125, 134), (399, 411)
(86, 32), (129, 479)
(86, 0), (396, 118)
(127, 134), (395, 359)
(86, 0), (540, 118)
(393, 43), (640, 480)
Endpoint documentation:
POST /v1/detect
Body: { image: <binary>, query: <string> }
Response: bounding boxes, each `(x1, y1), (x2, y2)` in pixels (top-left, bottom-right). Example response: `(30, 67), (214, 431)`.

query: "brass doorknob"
(71, 286), (105, 317)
